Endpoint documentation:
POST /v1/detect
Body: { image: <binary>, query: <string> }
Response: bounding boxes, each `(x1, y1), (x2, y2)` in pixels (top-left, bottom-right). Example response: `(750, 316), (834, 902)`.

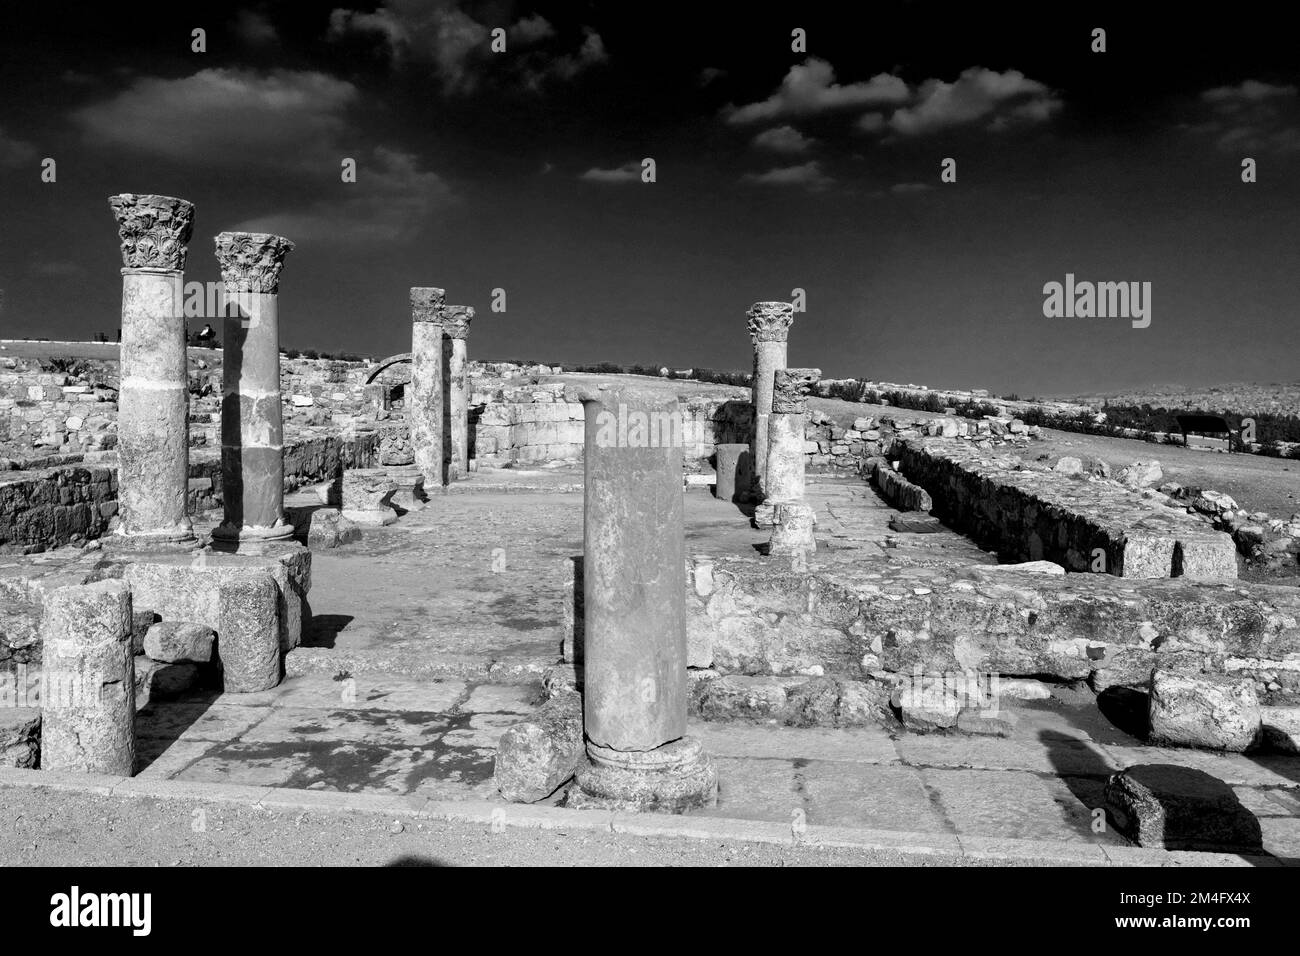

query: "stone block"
(142, 621), (215, 664)
(135, 657), (201, 708)
(1173, 532), (1239, 581)
(217, 573), (282, 693)
(308, 507), (362, 549)
(1104, 764), (1263, 852)
(494, 688), (583, 803)
(0, 707), (40, 768)
(1148, 671), (1260, 752)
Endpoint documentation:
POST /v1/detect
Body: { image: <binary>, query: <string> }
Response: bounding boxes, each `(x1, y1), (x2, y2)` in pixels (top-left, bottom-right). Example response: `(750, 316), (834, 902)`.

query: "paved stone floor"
(130, 469), (1300, 862)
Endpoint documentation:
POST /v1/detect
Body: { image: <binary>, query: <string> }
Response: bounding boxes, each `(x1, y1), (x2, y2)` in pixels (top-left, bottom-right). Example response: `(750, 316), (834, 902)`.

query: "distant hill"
(1062, 383), (1300, 419)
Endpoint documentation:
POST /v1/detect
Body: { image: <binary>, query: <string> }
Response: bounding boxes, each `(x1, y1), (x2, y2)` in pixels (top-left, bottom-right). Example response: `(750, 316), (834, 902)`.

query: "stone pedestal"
(342, 467), (398, 525)
(385, 464), (426, 512)
(441, 305), (474, 482)
(746, 301), (794, 504)
(40, 580), (136, 775)
(108, 193), (196, 551)
(410, 288), (445, 487)
(211, 232), (296, 551)
(713, 443), (750, 503)
(770, 502), (817, 556)
(570, 385), (715, 811)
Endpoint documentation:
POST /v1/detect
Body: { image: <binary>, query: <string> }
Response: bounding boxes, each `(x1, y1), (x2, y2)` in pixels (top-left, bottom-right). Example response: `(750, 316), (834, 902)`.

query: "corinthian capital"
(109, 193), (195, 271)
(746, 301), (794, 343)
(214, 232), (294, 294)
(772, 368), (821, 413)
(410, 287), (446, 323)
(440, 304), (474, 339)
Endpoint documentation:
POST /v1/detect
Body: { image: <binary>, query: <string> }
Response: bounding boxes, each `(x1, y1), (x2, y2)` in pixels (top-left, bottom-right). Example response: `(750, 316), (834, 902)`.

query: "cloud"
(1202, 80), (1298, 109)
(579, 161), (643, 184)
(72, 68), (358, 165)
(888, 67), (1061, 136)
(328, 1), (605, 94)
(740, 161), (834, 191)
(232, 9), (278, 45)
(509, 14), (555, 46)
(0, 126), (37, 168)
(855, 112), (886, 133)
(230, 146), (452, 243)
(725, 58), (908, 124)
(698, 67), (726, 87)
(752, 125), (816, 154)
(1191, 79), (1300, 152)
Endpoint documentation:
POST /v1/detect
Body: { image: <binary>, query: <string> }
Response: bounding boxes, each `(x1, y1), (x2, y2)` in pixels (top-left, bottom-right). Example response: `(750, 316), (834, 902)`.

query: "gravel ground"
(0, 786), (1021, 867)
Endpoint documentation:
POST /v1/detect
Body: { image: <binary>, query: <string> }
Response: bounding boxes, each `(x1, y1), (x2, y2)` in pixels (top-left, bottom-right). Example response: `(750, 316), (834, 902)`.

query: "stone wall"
(892, 437), (1238, 579)
(685, 555), (1300, 697)
(0, 432), (380, 553)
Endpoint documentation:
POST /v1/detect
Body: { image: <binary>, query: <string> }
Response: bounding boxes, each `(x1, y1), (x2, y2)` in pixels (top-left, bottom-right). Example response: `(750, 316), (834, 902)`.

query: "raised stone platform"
(893, 437), (1238, 579)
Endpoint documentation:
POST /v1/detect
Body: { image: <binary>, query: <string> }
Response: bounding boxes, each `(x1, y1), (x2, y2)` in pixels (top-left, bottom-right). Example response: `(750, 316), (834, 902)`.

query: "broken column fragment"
(760, 368), (821, 553)
(40, 580), (136, 775)
(108, 193), (197, 550)
(713, 442), (749, 503)
(212, 232), (296, 550)
(217, 572), (281, 692)
(745, 301), (794, 504)
(441, 304), (474, 482)
(570, 384), (716, 811)
(409, 287), (445, 489)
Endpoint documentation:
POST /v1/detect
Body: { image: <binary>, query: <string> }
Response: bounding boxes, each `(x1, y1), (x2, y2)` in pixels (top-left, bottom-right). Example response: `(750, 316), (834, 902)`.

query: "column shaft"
(409, 287), (445, 487)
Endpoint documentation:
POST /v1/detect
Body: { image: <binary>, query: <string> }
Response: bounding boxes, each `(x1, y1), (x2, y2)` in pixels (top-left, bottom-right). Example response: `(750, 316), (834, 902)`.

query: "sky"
(0, 1), (1297, 396)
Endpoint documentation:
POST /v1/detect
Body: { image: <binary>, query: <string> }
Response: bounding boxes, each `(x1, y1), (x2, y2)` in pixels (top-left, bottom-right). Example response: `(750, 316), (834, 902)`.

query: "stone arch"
(364, 353), (412, 385)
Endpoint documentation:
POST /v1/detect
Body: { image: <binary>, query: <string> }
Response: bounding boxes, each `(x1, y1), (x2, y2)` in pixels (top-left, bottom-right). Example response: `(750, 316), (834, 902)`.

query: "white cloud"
(888, 67), (1061, 136)
(1203, 80), (1298, 109)
(752, 125), (816, 154)
(579, 161), (643, 184)
(230, 146), (452, 243)
(725, 58), (908, 124)
(740, 161), (833, 190)
(72, 68), (358, 165)
(1191, 79), (1300, 152)
(328, 1), (605, 94)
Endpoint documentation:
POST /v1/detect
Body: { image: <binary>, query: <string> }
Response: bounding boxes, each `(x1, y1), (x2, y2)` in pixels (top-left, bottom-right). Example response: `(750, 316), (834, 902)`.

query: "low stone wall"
(864, 458), (932, 512)
(892, 437), (1238, 579)
(0, 432), (380, 553)
(685, 555), (1300, 697)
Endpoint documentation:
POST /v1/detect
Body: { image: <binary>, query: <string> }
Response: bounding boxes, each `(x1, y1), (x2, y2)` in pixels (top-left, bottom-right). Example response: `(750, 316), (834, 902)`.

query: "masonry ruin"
(1, 192), (1298, 859)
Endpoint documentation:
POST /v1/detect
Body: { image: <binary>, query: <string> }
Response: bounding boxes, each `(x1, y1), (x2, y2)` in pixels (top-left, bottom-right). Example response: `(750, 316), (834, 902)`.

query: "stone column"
(746, 301), (794, 503)
(108, 193), (196, 550)
(40, 580), (135, 775)
(211, 232), (295, 549)
(713, 443), (750, 503)
(571, 385), (716, 812)
(409, 288), (445, 487)
(441, 304), (474, 482)
(758, 369), (821, 550)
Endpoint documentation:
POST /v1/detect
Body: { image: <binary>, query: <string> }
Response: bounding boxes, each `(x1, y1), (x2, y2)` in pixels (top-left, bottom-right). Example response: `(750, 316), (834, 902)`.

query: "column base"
(210, 520), (297, 553)
(770, 502), (817, 555)
(568, 736), (717, 813)
(106, 525), (198, 554)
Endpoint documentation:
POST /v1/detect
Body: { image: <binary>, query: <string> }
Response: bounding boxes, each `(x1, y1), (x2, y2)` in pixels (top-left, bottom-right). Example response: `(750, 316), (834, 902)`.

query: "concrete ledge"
(0, 767), (1267, 866)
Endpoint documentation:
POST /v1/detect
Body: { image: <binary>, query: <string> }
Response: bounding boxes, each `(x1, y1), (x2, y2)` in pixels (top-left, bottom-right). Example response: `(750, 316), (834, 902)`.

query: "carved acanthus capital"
(440, 305), (474, 339)
(109, 193), (195, 271)
(746, 301), (794, 343)
(214, 232), (294, 293)
(410, 287), (446, 323)
(772, 368), (821, 413)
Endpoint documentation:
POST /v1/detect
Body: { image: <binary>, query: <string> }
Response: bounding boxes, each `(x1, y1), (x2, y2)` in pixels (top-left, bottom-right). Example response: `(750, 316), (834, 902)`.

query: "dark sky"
(1, 2), (1297, 395)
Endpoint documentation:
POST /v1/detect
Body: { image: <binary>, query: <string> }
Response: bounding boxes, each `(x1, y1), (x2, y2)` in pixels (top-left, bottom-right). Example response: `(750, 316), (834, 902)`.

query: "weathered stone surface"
(1148, 671), (1260, 751)
(142, 621), (215, 664)
(956, 707), (1017, 737)
(1260, 704), (1300, 753)
(442, 305), (474, 482)
(888, 512), (942, 533)
(769, 502), (817, 556)
(693, 674), (790, 721)
(217, 573), (281, 692)
(134, 657), (201, 708)
(121, 545), (310, 653)
(1117, 460), (1163, 489)
(893, 438), (1235, 579)
(713, 443), (749, 503)
(0, 707), (40, 768)
(1104, 764), (1264, 852)
(891, 677), (961, 731)
(494, 688), (583, 803)
(873, 465), (933, 513)
(307, 507), (361, 549)
(747, 302), (793, 500)
(341, 468), (397, 512)
(40, 579), (135, 775)
(784, 677), (893, 728)
(410, 288), (445, 487)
